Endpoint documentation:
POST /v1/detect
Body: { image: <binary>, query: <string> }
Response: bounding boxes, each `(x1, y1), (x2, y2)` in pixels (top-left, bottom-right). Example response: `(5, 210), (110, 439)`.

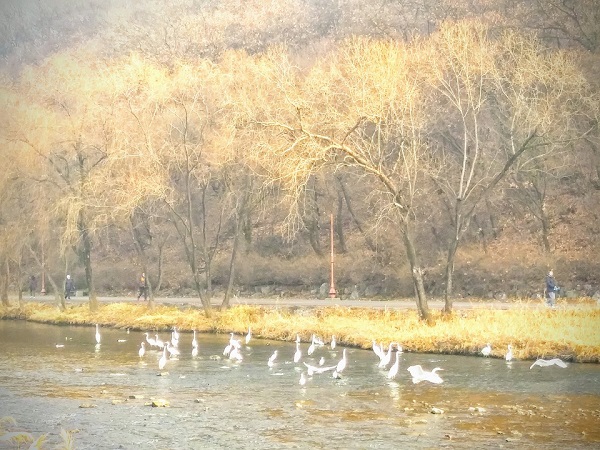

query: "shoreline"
(1, 300), (599, 363)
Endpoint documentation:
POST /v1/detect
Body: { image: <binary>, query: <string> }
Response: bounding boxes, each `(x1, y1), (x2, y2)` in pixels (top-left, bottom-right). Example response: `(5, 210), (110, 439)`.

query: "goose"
(407, 365), (444, 384)
(530, 358), (568, 369)
(481, 343), (492, 357)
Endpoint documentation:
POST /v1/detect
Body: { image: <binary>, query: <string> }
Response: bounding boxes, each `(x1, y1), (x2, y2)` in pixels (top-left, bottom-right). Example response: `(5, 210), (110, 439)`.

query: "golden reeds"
(1, 302), (598, 362)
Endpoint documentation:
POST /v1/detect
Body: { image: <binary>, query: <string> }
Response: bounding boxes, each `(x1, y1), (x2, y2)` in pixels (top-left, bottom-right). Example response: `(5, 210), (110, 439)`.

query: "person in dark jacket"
(137, 272), (147, 301)
(545, 270), (559, 308)
(29, 275), (37, 298)
(65, 275), (75, 300)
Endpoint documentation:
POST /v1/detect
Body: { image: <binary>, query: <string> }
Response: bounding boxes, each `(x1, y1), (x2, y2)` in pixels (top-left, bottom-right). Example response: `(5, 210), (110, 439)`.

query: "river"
(0, 321), (599, 449)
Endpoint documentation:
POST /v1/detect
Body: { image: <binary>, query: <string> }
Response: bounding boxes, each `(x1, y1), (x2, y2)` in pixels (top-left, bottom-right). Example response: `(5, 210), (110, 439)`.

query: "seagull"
(158, 346), (168, 370)
(505, 345), (513, 362)
(387, 349), (401, 380)
(138, 342), (146, 358)
(336, 348), (347, 374)
(331, 335), (336, 350)
(245, 327), (252, 345)
(530, 358), (568, 369)
(268, 350), (278, 368)
(95, 324), (101, 345)
(407, 365), (444, 384)
(481, 343), (492, 357)
(293, 342), (302, 363)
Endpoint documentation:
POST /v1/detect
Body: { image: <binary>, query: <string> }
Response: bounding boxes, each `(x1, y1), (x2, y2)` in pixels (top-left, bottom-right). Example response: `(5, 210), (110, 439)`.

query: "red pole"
(329, 213), (337, 299)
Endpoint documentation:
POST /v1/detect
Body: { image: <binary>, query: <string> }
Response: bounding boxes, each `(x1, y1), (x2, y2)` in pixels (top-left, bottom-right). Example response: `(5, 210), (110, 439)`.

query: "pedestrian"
(137, 272), (147, 301)
(28, 275), (37, 298)
(65, 275), (75, 300)
(545, 270), (559, 308)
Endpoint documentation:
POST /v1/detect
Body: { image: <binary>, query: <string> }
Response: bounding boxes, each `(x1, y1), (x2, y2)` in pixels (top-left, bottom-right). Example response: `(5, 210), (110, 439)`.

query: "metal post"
(329, 213), (337, 298)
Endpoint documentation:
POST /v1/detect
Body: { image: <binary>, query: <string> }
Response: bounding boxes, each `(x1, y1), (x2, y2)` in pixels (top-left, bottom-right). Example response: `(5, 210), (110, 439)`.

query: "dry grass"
(1, 302), (599, 362)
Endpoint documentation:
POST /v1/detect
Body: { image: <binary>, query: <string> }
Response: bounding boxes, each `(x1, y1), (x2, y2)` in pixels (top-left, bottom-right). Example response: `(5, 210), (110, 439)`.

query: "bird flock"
(87, 325), (569, 387)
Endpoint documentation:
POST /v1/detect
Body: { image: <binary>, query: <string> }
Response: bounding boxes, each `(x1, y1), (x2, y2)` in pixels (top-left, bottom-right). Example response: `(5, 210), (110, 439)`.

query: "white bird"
(372, 341), (383, 360)
(303, 362), (336, 376)
(331, 335), (336, 350)
(192, 346), (198, 358)
(387, 350), (401, 379)
(407, 365), (444, 384)
(319, 357), (325, 366)
(155, 335), (165, 349)
(117, 339), (127, 343)
(172, 327), (180, 342)
(167, 341), (180, 358)
(138, 342), (146, 358)
(299, 372), (307, 386)
(313, 335), (325, 346)
(336, 348), (347, 374)
(307, 340), (316, 356)
(294, 342), (302, 363)
(530, 358), (568, 369)
(378, 343), (394, 368)
(192, 330), (198, 349)
(223, 343), (232, 356)
(170, 332), (179, 348)
(95, 324), (101, 345)
(158, 346), (168, 370)
(268, 350), (278, 368)
(505, 345), (513, 362)
(144, 332), (156, 348)
(245, 327), (252, 345)
(481, 343), (492, 357)
(229, 333), (241, 350)
(296, 334), (301, 344)
(229, 346), (243, 362)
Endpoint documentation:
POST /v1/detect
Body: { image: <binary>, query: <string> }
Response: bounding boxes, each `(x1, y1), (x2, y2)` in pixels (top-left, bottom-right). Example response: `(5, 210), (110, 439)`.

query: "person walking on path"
(64, 275), (75, 300)
(137, 272), (148, 301)
(28, 275), (37, 298)
(545, 270), (559, 308)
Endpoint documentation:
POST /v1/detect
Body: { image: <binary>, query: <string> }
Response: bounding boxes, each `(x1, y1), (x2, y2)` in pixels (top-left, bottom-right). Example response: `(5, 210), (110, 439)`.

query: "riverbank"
(1, 301), (599, 362)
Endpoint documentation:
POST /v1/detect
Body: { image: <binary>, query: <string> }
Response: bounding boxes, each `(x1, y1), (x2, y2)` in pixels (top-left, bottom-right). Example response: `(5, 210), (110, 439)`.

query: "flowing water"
(0, 321), (599, 449)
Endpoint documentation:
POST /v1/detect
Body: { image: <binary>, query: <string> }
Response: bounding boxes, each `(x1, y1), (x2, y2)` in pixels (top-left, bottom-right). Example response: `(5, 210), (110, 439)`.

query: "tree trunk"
(443, 237), (459, 313)
(221, 214), (241, 310)
(337, 175), (376, 252)
(1, 257), (9, 307)
(401, 224), (429, 320)
(335, 190), (347, 253)
(78, 210), (97, 311)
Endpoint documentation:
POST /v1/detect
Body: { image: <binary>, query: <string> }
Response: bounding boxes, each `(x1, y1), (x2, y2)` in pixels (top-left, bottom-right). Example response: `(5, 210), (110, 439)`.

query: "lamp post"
(40, 238), (46, 295)
(328, 213), (337, 299)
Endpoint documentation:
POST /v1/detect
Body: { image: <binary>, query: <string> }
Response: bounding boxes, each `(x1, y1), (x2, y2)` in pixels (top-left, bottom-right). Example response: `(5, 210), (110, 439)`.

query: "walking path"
(17, 294), (578, 310)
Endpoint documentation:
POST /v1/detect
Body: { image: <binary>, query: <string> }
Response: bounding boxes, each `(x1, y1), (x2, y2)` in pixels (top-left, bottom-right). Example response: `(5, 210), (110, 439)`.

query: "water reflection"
(0, 320), (599, 449)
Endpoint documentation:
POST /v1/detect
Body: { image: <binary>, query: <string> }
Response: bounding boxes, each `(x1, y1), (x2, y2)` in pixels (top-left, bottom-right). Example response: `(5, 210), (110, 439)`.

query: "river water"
(0, 321), (599, 449)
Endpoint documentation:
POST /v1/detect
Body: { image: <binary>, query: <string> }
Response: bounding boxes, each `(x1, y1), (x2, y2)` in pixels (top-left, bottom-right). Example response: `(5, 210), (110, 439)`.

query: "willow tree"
(7, 50), (120, 311)
(242, 40), (432, 319)
(423, 21), (592, 312)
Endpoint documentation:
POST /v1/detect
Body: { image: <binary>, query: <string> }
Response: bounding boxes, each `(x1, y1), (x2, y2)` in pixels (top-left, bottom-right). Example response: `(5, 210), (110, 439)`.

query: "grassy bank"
(1, 302), (599, 362)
